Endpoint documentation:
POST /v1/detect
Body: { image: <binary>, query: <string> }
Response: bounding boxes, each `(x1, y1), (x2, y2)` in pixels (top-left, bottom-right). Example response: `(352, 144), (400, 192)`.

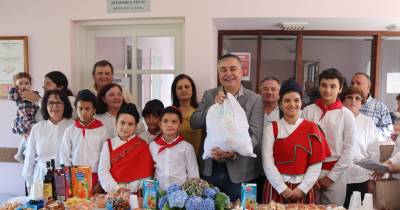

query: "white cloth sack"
(202, 93), (256, 159)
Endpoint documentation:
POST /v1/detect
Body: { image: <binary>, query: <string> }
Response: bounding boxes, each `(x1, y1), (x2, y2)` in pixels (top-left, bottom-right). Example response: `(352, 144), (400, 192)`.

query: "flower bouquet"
(158, 178), (231, 210)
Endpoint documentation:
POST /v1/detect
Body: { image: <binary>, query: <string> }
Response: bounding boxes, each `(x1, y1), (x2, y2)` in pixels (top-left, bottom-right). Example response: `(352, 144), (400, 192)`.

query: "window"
(76, 19), (183, 110)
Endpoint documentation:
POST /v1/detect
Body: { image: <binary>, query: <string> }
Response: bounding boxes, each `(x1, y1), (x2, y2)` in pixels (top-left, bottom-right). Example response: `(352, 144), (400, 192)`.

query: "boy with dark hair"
(60, 89), (109, 190)
(139, 99), (165, 143)
(302, 68), (355, 206)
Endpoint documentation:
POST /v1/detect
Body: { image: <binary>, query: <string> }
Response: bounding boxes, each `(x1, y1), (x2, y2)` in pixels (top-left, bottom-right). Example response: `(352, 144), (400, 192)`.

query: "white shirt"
(149, 136), (199, 191)
(302, 104), (355, 182)
(262, 118), (322, 194)
(389, 136), (400, 179)
(139, 130), (161, 144)
(96, 112), (145, 138)
(347, 113), (380, 184)
(98, 135), (150, 193)
(60, 120), (108, 173)
(264, 106), (280, 125)
(22, 119), (73, 187)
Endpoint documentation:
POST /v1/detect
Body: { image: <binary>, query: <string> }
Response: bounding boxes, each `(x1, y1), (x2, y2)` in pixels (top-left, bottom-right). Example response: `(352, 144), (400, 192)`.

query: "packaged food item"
(54, 164), (73, 201)
(91, 194), (106, 208)
(142, 180), (159, 209)
(64, 197), (93, 210)
(71, 166), (92, 199)
(42, 198), (64, 210)
(0, 201), (21, 210)
(240, 183), (257, 210)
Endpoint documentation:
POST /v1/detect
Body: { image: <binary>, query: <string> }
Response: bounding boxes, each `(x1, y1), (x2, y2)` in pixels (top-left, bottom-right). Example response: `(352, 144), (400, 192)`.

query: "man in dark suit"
(191, 54), (264, 201)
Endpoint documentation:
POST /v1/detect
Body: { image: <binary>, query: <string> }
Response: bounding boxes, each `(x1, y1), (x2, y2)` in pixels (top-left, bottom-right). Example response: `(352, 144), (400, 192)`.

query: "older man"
(191, 54), (264, 201)
(351, 72), (393, 138)
(89, 60), (135, 103)
(259, 76), (281, 124)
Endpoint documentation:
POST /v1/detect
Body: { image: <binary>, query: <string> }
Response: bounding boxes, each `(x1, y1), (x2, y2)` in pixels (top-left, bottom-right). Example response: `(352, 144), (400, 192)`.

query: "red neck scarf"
(74, 119), (103, 137)
(154, 133), (185, 154)
(315, 99), (343, 120)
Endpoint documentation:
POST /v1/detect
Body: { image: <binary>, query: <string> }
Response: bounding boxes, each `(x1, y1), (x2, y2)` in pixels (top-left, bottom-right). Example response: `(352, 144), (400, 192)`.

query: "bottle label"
(43, 183), (53, 199)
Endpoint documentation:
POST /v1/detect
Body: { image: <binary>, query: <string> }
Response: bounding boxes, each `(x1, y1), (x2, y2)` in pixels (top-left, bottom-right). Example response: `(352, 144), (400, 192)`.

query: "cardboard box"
(375, 179), (400, 209)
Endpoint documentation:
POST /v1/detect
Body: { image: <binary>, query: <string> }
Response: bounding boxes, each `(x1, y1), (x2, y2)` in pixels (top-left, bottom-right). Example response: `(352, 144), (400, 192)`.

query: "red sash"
(315, 99), (343, 120)
(272, 120), (331, 175)
(154, 134), (185, 154)
(74, 119), (103, 137)
(108, 136), (154, 182)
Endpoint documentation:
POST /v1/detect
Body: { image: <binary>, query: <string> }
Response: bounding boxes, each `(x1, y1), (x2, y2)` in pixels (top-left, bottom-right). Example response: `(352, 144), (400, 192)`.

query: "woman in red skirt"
(262, 80), (331, 204)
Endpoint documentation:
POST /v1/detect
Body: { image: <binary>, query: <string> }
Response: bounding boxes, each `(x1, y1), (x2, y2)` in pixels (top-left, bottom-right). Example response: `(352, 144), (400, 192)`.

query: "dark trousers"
(343, 181), (369, 209)
(201, 161), (242, 202)
(248, 175), (265, 203)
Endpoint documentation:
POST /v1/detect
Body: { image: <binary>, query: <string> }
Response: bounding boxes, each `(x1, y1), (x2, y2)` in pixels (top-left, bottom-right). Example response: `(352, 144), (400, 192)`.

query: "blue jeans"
(201, 161), (242, 202)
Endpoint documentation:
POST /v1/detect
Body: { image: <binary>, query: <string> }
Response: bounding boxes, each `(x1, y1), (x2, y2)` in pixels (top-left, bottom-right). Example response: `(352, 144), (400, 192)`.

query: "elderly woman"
(22, 90), (73, 189)
(262, 80), (331, 204)
(171, 74), (202, 156)
(341, 86), (380, 208)
(96, 83), (144, 138)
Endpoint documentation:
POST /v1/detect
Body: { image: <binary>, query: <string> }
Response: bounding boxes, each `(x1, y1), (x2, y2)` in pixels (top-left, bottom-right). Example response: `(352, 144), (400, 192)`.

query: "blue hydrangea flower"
(203, 187), (217, 199)
(202, 198), (215, 210)
(185, 196), (203, 210)
(213, 186), (220, 193)
(168, 190), (188, 208)
(158, 195), (168, 210)
(167, 184), (182, 195)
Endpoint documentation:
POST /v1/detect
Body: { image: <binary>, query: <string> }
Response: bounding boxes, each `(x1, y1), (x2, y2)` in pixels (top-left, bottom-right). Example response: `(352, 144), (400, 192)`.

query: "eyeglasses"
(345, 95), (363, 101)
(47, 101), (64, 106)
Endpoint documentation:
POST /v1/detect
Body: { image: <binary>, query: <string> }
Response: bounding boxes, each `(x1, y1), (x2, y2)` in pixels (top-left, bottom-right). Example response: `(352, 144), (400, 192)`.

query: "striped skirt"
(262, 180), (318, 204)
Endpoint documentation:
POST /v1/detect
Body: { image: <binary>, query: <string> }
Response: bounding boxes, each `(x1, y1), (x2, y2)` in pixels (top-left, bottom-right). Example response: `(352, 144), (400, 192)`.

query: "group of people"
(7, 54), (400, 208)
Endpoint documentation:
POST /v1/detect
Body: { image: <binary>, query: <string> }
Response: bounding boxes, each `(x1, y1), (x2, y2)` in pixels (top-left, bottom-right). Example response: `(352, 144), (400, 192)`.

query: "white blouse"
(302, 104), (355, 182)
(98, 135), (150, 193)
(262, 118), (322, 194)
(60, 121), (108, 173)
(96, 112), (145, 138)
(347, 113), (380, 184)
(22, 119), (73, 187)
(149, 136), (199, 191)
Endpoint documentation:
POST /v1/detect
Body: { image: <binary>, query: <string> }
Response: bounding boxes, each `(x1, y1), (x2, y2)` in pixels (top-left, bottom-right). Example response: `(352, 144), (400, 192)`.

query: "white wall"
(1, 0), (400, 195)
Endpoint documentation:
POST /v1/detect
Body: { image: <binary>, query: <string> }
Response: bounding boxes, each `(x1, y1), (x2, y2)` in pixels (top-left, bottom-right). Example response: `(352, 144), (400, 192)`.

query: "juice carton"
(240, 183), (257, 210)
(71, 166), (92, 199)
(142, 180), (159, 209)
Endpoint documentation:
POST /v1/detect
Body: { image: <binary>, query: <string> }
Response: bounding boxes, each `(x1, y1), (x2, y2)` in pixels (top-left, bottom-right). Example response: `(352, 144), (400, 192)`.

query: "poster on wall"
(387, 72), (400, 93)
(232, 52), (251, 81)
(0, 36), (28, 99)
(107, 0), (150, 13)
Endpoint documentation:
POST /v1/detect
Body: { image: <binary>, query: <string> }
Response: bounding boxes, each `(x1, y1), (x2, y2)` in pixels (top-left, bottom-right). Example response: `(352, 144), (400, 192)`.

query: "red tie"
(315, 99), (343, 120)
(74, 119), (103, 137)
(154, 133), (185, 154)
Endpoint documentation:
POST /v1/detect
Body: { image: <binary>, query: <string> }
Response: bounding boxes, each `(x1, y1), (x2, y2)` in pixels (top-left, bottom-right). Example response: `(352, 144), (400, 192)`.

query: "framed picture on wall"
(0, 36), (29, 99)
(232, 52), (251, 81)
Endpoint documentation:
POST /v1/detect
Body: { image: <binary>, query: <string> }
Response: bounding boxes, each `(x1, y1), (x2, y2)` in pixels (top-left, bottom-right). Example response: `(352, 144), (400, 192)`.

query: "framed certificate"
(0, 36), (28, 98)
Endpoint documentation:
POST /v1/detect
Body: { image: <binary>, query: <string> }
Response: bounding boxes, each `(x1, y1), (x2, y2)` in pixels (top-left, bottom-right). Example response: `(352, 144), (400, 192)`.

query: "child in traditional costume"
(302, 68), (356, 206)
(149, 106), (199, 190)
(60, 89), (108, 190)
(98, 103), (154, 193)
(263, 80), (331, 204)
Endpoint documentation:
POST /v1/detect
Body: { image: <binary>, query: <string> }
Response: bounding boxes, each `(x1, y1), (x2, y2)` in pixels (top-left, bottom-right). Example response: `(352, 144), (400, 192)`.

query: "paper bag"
(375, 179), (400, 209)
(380, 145), (394, 163)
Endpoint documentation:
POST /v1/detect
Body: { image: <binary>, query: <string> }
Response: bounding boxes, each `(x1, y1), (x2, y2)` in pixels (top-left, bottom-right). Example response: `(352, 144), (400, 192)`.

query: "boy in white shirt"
(302, 68), (356, 206)
(60, 89), (108, 191)
(149, 106), (199, 190)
